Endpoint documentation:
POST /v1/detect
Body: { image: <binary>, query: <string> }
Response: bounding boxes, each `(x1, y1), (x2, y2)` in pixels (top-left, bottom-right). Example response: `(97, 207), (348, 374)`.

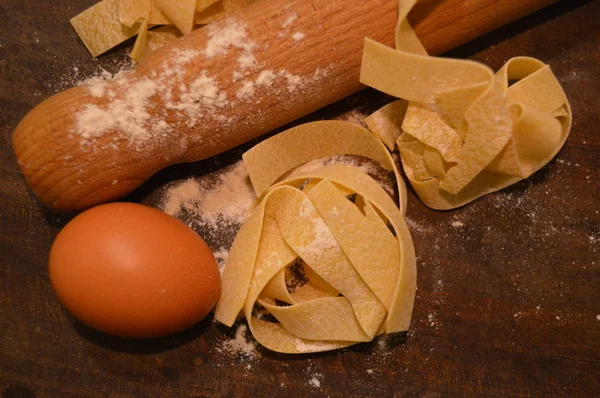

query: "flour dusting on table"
(162, 161), (256, 230)
(217, 323), (257, 359)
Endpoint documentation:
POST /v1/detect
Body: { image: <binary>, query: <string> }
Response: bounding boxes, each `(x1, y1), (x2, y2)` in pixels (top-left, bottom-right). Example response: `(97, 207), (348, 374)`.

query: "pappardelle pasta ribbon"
(361, 0), (572, 210)
(215, 121), (417, 354)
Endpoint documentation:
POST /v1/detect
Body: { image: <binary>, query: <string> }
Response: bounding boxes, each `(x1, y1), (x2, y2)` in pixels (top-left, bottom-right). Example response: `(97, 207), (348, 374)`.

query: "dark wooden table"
(1, 1), (599, 397)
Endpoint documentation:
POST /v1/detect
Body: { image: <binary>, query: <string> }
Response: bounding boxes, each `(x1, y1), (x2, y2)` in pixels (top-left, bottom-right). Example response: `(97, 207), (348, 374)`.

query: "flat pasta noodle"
(195, 1), (226, 24)
(153, 0), (197, 35)
(214, 166), (416, 353)
(71, 0), (257, 60)
(130, 17), (150, 62)
(261, 268), (295, 304)
(360, 0), (572, 210)
(71, 0), (141, 58)
(364, 99), (408, 151)
(269, 165), (417, 334)
(145, 25), (182, 52)
(196, 0), (221, 13)
(215, 121), (417, 354)
(242, 120), (408, 216)
(118, 0), (150, 27)
(148, 2), (173, 25)
(289, 281), (338, 303)
(117, 0), (172, 26)
(196, 0), (258, 24)
(131, 22), (183, 61)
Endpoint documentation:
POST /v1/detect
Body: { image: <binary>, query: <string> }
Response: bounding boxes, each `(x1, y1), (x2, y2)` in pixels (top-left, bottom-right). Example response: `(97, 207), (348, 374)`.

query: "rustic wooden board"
(1, 0), (599, 397)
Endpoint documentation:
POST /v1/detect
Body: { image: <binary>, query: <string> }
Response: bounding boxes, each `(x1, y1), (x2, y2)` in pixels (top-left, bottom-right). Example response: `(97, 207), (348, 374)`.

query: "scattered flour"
(404, 217), (432, 234)
(280, 71), (303, 92)
(292, 32), (305, 42)
(161, 161), (256, 230)
(46, 58), (134, 93)
(236, 81), (256, 100)
(336, 109), (367, 127)
(255, 70), (277, 87)
(282, 13), (298, 28)
(232, 70), (244, 81)
(237, 53), (258, 69)
(451, 221), (465, 228)
(308, 376), (322, 388)
(179, 71), (229, 111)
(376, 334), (390, 351)
(173, 49), (199, 64)
(76, 77), (160, 143)
(213, 249), (229, 276)
(217, 324), (257, 359)
(427, 313), (438, 328)
(304, 363), (324, 388)
(158, 161), (255, 280)
(69, 19), (329, 152)
(88, 82), (107, 98)
(303, 217), (337, 257)
(204, 22), (255, 59)
(162, 179), (202, 215)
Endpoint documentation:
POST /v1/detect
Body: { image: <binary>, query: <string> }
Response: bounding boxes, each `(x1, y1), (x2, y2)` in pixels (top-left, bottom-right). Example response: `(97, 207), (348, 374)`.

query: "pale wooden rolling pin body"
(13, 0), (556, 211)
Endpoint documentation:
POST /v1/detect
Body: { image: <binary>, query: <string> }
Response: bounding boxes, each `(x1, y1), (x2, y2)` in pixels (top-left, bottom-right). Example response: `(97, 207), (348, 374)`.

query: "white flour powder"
(292, 32), (305, 42)
(162, 161), (256, 230)
(217, 324), (257, 358)
(76, 78), (159, 143)
(72, 18), (329, 153)
(255, 70), (276, 87)
(281, 13), (298, 28)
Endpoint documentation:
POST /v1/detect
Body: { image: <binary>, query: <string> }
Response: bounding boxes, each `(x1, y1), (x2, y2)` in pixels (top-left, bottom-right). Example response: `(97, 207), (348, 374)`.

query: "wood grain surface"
(1, 0), (599, 397)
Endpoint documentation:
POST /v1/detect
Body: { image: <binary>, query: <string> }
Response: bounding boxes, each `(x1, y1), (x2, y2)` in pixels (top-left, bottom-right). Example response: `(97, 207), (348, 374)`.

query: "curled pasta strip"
(215, 121), (416, 354)
(361, 0), (572, 210)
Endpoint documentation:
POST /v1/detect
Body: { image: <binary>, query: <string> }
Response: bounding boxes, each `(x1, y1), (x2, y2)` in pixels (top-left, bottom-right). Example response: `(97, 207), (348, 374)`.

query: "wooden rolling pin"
(13, 0), (556, 211)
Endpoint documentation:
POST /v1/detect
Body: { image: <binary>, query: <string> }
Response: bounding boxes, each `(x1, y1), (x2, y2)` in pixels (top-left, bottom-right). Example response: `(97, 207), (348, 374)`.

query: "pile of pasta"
(361, 0), (572, 210)
(214, 0), (572, 353)
(214, 121), (417, 354)
(70, 0), (256, 61)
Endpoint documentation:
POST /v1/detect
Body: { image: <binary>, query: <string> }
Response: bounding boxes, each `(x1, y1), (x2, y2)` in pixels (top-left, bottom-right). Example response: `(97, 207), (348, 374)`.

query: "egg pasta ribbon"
(215, 121), (416, 354)
(71, 0), (255, 60)
(361, 0), (572, 210)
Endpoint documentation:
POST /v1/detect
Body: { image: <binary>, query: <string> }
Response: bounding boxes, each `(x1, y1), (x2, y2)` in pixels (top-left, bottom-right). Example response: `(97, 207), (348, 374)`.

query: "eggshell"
(49, 202), (221, 338)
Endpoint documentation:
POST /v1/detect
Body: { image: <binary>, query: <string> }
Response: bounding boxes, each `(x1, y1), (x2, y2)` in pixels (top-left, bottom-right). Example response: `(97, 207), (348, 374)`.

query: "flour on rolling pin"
(14, 0), (404, 210)
(73, 17), (329, 151)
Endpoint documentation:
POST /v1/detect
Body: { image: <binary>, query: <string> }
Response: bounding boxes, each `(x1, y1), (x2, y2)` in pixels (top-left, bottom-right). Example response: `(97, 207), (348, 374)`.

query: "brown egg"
(49, 202), (220, 338)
